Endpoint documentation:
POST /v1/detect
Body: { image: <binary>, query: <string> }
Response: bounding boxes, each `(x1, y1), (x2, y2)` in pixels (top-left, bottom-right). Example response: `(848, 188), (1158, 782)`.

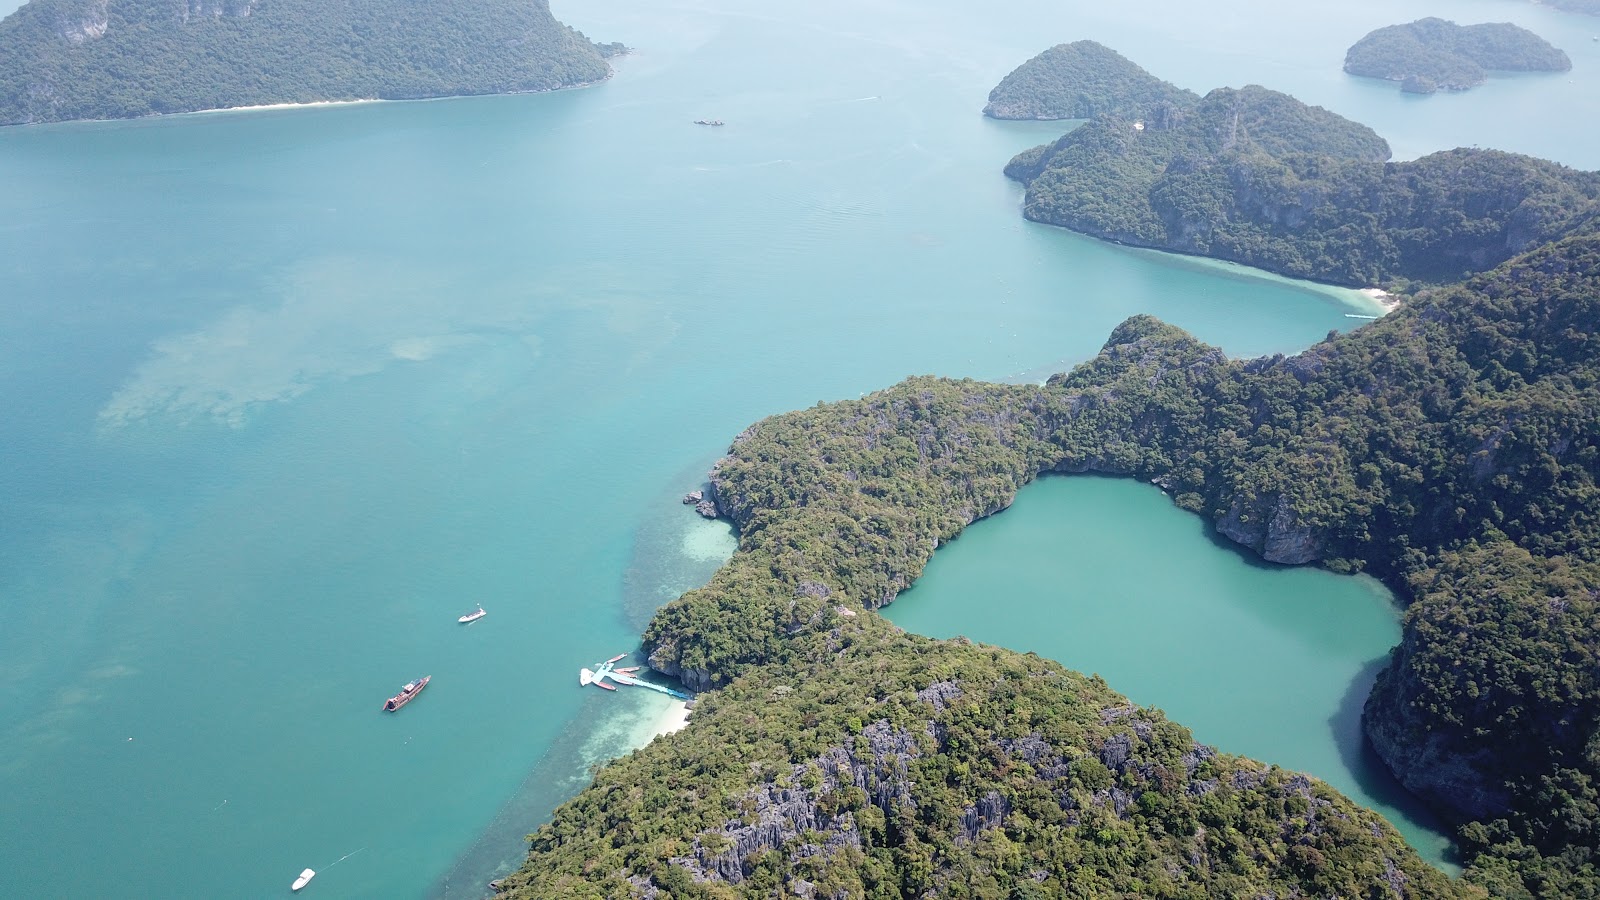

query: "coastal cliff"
(0, 0), (612, 125)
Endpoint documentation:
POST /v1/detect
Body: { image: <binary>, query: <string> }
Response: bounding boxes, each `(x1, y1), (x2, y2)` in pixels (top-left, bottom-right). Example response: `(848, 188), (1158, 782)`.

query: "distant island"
(1344, 18), (1571, 94)
(1543, 0), (1600, 14)
(0, 0), (616, 126)
(998, 55), (1600, 287)
(983, 40), (1198, 121)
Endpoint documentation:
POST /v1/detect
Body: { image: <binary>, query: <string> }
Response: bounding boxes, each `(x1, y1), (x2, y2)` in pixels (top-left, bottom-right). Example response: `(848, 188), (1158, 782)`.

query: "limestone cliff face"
(645, 640), (713, 693)
(53, 0), (108, 44)
(1214, 492), (1328, 565)
(1363, 647), (1514, 822)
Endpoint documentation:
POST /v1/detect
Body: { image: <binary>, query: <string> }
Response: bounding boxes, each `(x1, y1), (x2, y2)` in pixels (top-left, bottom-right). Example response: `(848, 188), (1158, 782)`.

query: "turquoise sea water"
(2, 0), (1596, 895)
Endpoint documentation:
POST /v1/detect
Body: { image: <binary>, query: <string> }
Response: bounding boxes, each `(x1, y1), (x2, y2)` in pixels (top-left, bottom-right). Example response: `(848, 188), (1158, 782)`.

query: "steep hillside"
(983, 40), (1198, 121)
(1008, 113), (1598, 286)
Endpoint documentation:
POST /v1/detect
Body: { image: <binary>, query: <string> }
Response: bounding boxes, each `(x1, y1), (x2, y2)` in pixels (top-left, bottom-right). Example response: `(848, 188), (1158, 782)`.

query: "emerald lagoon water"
(881, 477), (1452, 865)
(2, 0), (1596, 895)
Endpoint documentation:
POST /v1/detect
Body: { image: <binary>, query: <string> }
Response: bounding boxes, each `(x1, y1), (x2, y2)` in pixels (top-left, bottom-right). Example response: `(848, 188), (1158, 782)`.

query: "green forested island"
(1344, 18), (1571, 94)
(502, 224), (1600, 898)
(982, 40), (1198, 122)
(0, 0), (614, 125)
(1003, 79), (1600, 287)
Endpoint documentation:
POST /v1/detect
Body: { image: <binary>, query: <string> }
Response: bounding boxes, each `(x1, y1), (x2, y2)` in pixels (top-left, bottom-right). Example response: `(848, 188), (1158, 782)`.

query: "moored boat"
(292, 868), (316, 891)
(458, 605), (486, 624)
(383, 675), (430, 711)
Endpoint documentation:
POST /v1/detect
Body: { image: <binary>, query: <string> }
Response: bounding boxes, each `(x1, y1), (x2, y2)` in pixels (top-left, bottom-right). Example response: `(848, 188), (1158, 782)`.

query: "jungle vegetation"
(1005, 91), (1600, 287)
(0, 0), (612, 125)
(982, 40), (1199, 122)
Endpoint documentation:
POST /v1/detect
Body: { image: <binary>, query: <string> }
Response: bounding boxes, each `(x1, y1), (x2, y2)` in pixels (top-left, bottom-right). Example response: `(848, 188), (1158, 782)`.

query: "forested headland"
(982, 40), (1198, 122)
(1343, 18), (1571, 94)
(502, 225), (1600, 898)
(1000, 50), (1600, 288)
(0, 0), (613, 125)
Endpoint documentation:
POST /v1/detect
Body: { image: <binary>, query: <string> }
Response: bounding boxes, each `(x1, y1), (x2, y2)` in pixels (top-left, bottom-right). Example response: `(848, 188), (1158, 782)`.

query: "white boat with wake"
(458, 605), (486, 624)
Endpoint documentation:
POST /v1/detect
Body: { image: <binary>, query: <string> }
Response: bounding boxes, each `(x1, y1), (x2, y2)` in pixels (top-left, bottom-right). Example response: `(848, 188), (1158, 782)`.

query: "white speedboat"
(458, 606), (486, 624)
(292, 868), (316, 891)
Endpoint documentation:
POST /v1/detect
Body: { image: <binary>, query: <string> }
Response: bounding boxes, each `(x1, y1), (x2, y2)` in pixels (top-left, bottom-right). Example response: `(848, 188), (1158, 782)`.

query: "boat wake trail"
(324, 846), (367, 869)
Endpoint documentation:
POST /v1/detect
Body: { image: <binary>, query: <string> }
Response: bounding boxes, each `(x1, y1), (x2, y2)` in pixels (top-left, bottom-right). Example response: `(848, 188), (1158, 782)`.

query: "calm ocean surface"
(1, 0), (1595, 895)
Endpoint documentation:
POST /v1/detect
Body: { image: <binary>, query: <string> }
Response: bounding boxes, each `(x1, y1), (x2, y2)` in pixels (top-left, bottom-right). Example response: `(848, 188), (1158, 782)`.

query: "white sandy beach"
(1358, 287), (1402, 315)
(204, 98), (382, 115)
(651, 699), (692, 738)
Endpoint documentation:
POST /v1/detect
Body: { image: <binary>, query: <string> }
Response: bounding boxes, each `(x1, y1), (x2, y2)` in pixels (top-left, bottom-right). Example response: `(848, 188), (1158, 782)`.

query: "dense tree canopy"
(982, 40), (1198, 121)
(1344, 18), (1571, 94)
(1007, 88), (1599, 286)
(0, 0), (612, 125)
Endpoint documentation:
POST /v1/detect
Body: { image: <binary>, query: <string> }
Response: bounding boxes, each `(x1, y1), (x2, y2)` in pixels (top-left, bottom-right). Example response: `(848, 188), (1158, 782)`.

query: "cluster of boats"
(580, 653), (691, 700)
(293, 606), (490, 889)
(375, 607), (485, 713)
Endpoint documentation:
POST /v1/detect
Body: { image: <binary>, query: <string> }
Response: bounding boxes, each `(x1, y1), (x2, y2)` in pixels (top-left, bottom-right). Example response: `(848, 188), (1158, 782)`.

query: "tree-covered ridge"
(506, 623), (1467, 898)
(1007, 107), (1600, 286)
(1344, 18), (1571, 95)
(643, 379), (1062, 692)
(0, 0), (612, 125)
(982, 40), (1199, 122)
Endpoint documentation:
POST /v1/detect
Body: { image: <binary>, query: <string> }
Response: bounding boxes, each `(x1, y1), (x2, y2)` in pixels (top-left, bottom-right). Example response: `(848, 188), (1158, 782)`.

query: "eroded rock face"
(665, 720), (922, 885)
(1215, 492), (1326, 564)
(1364, 631), (1516, 822)
(646, 640), (713, 692)
(56, 0), (109, 44)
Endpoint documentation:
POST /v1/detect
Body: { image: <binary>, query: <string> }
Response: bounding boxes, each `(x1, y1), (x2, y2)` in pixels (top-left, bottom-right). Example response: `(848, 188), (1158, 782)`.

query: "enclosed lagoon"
(882, 475), (1453, 865)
